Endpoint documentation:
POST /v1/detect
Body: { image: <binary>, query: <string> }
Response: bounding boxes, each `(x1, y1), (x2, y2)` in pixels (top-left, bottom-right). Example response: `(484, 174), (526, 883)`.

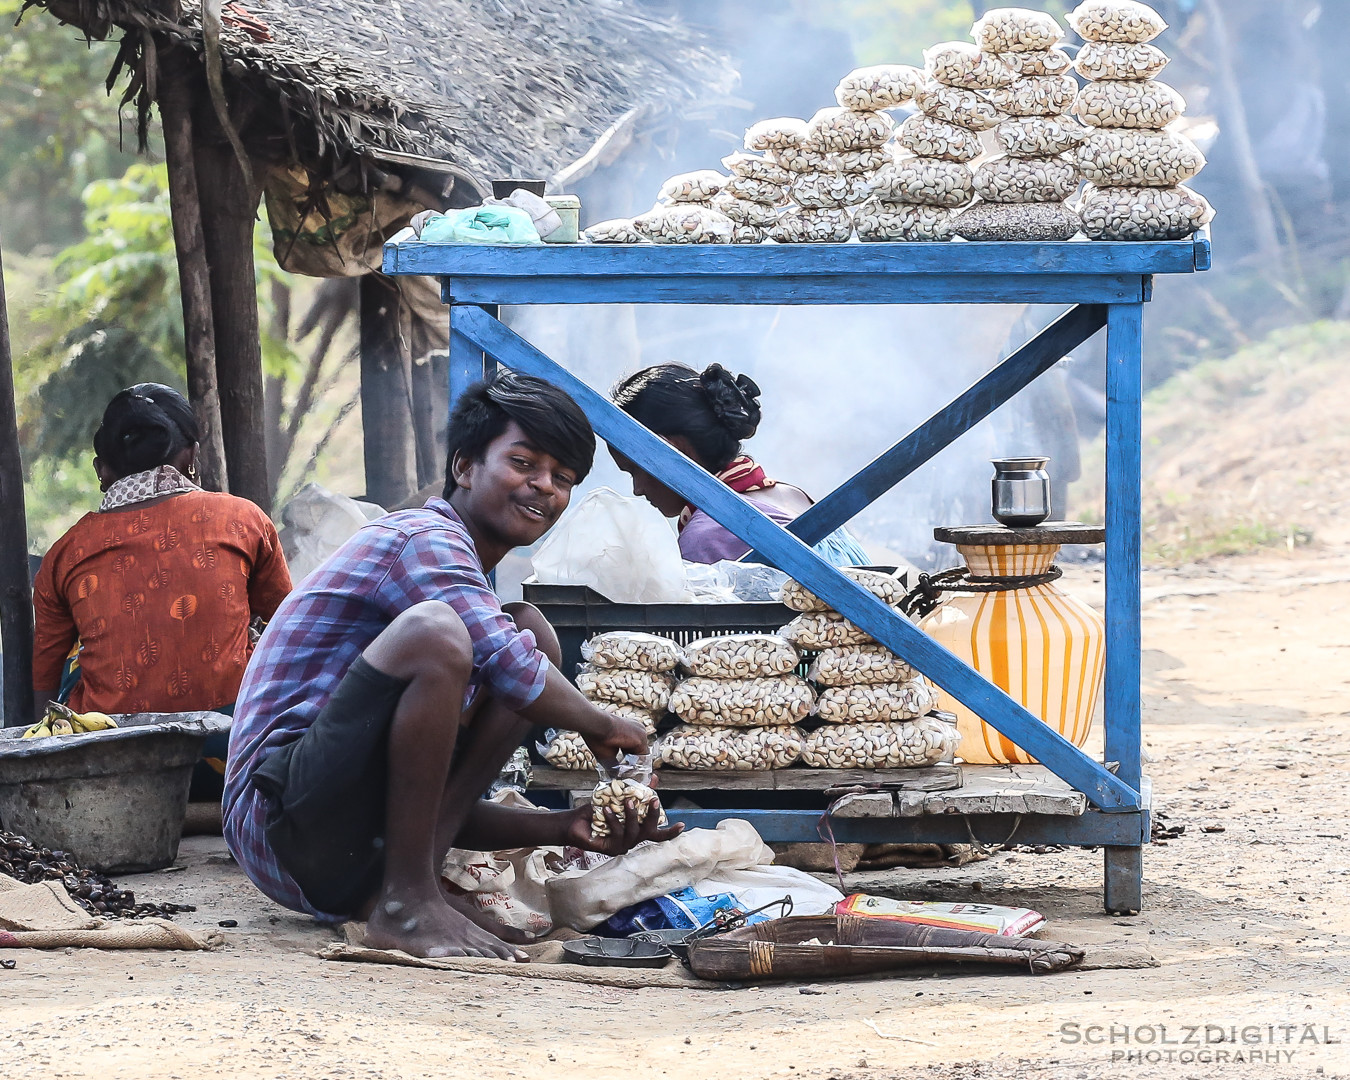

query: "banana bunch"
(21, 702), (117, 739)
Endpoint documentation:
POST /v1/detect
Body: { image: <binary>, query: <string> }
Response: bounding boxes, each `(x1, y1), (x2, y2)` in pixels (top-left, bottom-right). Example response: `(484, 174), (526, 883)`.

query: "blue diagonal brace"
(451, 305), (1141, 812)
(449, 304), (499, 409)
(752, 303), (1107, 558)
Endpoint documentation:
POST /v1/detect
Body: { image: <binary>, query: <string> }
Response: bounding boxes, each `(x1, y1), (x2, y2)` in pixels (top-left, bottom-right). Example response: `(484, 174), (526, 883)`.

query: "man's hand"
(581, 710), (649, 766)
(561, 801), (684, 857)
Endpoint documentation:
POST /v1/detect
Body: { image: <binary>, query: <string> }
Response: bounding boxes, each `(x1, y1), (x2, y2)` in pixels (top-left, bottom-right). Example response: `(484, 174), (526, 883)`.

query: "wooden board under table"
(531, 763), (961, 792)
(530, 763), (1087, 818)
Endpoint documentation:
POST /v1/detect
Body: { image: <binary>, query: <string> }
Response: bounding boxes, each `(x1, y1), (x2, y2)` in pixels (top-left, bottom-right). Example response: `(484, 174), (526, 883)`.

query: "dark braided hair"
(611, 363), (762, 472)
(93, 384), (200, 481)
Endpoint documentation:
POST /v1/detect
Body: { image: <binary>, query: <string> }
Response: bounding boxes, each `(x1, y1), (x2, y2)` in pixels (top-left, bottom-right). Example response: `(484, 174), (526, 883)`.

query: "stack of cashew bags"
(582, 2), (1211, 246)
(779, 568), (962, 769)
(952, 10), (1086, 241)
(716, 150), (790, 244)
(661, 634), (815, 770)
(539, 631), (681, 771)
(845, 64), (965, 242)
(771, 88), (904, 242)
(1067, 1), (1213, 239)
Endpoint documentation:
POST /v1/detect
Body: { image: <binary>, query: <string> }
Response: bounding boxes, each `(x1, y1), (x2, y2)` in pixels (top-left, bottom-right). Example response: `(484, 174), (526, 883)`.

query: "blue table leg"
(1104, 301), (1145, 912)
(448, 303), (499, 413)
(1104, 846), (1144, 914)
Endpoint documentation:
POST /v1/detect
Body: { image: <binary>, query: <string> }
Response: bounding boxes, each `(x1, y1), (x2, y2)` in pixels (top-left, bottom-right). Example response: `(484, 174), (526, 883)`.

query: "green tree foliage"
(23, 161), (303, 450)
(794, 0), (1074, 65)
(22, 163), (184, 463)
(0, 0), (140, 251)
(16, 162), (308, 547)
(821, 0), (976, 64)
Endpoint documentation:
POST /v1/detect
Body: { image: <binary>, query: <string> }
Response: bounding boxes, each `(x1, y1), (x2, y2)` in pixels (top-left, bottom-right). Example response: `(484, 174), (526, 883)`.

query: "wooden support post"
(0, 240), (35, 727)
(429, 349), (449, 468)
(409, 355), (439, 489)
(407, 285), (446, 489)
(192, 102), (269, 511)
(448, 304), (498, 415)
(359, 274), (416, 507)
(263, 279), (291, 501)
(156, 43), (228, 493)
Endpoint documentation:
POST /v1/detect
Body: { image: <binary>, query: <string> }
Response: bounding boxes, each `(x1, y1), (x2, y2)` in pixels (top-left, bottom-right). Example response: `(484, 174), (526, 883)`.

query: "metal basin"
(0, 712), (231, 873)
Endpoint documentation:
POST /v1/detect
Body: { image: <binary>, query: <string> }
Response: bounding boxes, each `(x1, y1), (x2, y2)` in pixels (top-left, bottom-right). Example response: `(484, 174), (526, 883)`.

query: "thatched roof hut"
(20, 0), (732, 507)
(35, 0), (730, 188)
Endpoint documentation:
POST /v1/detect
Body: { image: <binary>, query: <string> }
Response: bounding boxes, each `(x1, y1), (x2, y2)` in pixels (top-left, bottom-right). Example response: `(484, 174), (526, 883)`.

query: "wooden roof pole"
(0, 236), (35, 727)
(191, 91), (271, 512)
(409, 350), (441, 490)
(359, 273), (417, 507)
(156, 41), (228, 493)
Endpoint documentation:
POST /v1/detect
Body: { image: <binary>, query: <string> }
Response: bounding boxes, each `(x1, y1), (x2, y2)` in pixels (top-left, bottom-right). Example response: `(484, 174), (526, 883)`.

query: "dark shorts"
(251, 658), (410, 917)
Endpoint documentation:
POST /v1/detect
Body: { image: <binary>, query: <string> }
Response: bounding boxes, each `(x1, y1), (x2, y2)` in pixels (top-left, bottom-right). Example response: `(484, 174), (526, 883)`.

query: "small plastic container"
(544, 194), (581, 243)
(492, 178), (547, 198)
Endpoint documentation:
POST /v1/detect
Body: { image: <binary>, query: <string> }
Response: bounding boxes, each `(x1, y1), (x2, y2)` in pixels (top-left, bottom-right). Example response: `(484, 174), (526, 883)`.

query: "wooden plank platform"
(530, 764), (1088, 818)
(385, 235), (1211, 279)
(529, 764), (962, 792)
(900, 765), (1087, 817)
(829, 766), (1088, 819)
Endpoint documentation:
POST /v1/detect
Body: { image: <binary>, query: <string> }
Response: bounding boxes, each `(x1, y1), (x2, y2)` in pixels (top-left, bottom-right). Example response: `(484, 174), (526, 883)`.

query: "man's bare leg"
(357, 601), (525, 960)
(427, 603), (567, 946)
(431, 602), (559, 859)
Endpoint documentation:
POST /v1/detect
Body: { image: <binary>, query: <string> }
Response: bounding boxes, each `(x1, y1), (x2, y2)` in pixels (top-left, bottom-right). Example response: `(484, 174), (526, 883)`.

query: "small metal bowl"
(631, 928), (697, 961)
(630, 928), (694, 947)
(562, 937), (674, 968)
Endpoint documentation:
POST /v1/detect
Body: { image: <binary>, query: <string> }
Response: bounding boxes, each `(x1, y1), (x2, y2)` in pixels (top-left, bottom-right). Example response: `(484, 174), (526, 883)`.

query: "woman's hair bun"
(93, 383), (200, 481)
(699, 363), (762, 440)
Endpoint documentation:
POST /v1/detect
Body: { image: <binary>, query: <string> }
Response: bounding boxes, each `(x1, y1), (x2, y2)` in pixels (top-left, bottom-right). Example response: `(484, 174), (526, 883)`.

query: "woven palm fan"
(686, 915), (1084, 982)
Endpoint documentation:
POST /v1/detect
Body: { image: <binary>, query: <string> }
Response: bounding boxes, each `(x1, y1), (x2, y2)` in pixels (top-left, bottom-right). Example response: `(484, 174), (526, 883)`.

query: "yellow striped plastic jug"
(919, 539), (1104, 765)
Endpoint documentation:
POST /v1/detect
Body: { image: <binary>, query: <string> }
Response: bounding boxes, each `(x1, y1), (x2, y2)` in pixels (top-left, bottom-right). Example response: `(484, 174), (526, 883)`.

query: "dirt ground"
(1076, 320), (1350, 562)
(5, 547), (1350, 1080)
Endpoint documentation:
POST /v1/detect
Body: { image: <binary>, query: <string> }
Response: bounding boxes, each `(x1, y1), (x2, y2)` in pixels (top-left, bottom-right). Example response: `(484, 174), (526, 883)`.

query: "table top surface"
(384, 231), (1212, 278)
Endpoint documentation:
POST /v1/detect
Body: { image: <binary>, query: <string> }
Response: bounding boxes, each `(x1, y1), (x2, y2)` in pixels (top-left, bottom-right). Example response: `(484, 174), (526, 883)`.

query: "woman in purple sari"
(610, 363), (869, 566)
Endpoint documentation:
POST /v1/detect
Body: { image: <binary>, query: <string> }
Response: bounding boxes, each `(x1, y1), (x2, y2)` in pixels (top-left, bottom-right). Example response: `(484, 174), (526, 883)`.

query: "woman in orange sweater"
(32, 385), (293, 736)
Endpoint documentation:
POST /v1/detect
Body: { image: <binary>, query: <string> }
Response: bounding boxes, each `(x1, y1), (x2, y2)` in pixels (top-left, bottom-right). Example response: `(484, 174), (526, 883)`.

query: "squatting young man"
(224, 372), (681, 959)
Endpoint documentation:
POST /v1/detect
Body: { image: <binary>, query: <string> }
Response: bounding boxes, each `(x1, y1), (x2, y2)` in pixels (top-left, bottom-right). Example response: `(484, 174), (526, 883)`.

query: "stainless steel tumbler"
(991, 457), (1051, 528)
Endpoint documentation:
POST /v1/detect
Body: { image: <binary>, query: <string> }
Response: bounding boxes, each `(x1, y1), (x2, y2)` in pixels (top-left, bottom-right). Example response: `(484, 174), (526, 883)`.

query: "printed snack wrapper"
(836, 893), (1045, 937)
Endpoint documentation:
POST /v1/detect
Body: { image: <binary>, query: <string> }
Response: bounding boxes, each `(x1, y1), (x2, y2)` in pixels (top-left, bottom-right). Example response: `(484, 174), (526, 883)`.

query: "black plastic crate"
(522, 581), (795, 681)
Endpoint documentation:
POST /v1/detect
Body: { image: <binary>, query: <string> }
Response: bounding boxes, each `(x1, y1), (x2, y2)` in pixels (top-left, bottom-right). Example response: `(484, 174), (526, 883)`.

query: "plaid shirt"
(223, 498), (549, 919)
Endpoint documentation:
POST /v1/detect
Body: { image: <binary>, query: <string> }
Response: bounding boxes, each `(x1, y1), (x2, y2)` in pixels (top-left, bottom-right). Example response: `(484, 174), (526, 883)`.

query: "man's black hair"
(93, 383), (201, 481)
(442, 371), (596, 497)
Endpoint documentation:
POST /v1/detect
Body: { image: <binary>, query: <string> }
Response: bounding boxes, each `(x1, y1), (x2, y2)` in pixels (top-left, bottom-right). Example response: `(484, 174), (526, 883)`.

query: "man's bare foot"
(364, 892), (528, 961)
(440, 888), (535, 946)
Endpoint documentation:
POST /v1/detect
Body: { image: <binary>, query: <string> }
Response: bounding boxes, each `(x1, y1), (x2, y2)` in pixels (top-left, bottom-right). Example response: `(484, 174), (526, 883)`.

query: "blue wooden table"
(383, 233), (1212, 914)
